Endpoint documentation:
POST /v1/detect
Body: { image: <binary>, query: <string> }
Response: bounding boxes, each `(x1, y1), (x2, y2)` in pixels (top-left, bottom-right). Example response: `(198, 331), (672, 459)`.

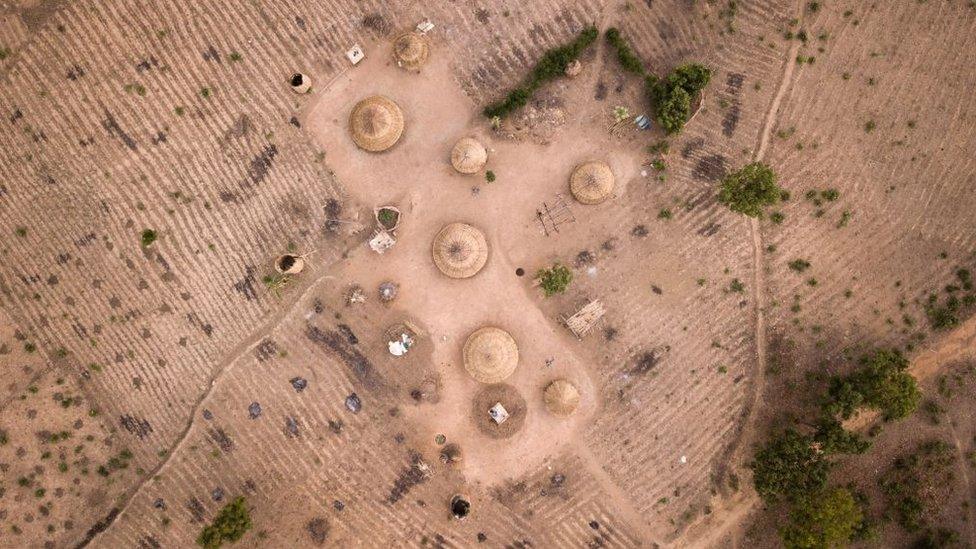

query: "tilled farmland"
(1, 0), (975, 548)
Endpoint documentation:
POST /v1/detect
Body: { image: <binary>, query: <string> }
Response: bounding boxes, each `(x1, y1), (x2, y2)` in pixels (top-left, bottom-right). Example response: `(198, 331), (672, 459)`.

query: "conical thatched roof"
(463, 327), (518, 384)
(393, 32), (430, 71)
(569, 161), (614, 205)
(349, 95), (404, 152)
(544, 379), (580, 417)
(431, 222), (488, 278)
(450, 137), (488, 174)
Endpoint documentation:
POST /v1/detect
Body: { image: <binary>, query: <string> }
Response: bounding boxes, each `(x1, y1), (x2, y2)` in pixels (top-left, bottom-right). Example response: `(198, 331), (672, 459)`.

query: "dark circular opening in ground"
(451, 495), (470, 519)
(278, 254), (297, 271)
(515, 268), (525, 277)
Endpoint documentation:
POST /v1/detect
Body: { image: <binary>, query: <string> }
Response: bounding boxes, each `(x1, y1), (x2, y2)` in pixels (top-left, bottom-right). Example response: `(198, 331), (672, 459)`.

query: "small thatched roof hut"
(349, 95), (404, 152)
(463, 327), (518, 384)
(450, 137), (488, 174)
(393, 32), (430, 71)
(544, 379), (580, 417)
(569, 161), (614, 205)
(431, 222), (488, 278)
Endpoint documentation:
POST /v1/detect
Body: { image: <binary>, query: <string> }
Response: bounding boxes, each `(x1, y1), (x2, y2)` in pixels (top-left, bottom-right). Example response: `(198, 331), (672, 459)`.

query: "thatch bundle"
(431, 222), (488, 278)
(463, 327), (518, 383)
(544, 379), (580, 417)
(349, 95), (404, 152)
(450, 137), (488, 174)
(393, 32), (430, 71)
(569, 161), (614, 204)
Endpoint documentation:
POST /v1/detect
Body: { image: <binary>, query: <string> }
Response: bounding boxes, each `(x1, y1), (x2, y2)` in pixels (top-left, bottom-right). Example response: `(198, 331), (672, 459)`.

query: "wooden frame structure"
(536, 193), (576, 236)
(562, 300), (606, 339)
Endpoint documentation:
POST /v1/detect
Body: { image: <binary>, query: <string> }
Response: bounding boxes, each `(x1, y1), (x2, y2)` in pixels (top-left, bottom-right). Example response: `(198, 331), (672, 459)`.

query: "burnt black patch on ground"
(387, 450), (427, 504)
(119, 415), (153, 438)
(101, 111), (137, 150)
(254, 338), (278, 362)
(692, 154), (728, 182)
(305, 323), (380, 389)
(722, 103), (740, 137)
(207, 427), (234, 452)
(242, 145), (278, 188)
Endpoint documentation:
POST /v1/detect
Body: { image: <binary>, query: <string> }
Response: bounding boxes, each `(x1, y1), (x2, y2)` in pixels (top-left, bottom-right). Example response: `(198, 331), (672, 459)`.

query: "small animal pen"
(562, 300), (605, 339)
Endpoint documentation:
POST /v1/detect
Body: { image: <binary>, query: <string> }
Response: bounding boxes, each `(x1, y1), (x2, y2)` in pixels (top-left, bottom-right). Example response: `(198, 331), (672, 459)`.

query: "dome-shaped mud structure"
(349, 95), (404, 152)
(569, 161), (615, 205)
(544, 379), (580, 417)
(450, 137), (488, 174)
(431, 222), (488, 278)
(393, 32), (430, 71)
(463, 327), (518, 384)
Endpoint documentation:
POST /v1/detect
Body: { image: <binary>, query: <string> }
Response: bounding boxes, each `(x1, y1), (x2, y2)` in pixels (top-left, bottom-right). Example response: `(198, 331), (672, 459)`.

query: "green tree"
(536, 263), (573, 297)
(752, 428), (830, 503)
(719, 162), (782, 217)
(647, 63), (711, 134)
(825, 349), (920, 421)
(605, 28), (646, 75)
(197, 496), (252, 548)
(813, 417), (870, 455)
(781, 487), (864, 549)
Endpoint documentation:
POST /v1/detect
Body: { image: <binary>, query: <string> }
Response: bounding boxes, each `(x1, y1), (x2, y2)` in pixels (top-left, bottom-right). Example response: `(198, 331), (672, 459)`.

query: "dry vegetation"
(0, 0), (974, 548)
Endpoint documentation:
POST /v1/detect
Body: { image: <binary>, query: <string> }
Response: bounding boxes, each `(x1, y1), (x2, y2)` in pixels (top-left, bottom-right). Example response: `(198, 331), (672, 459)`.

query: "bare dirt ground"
(1, 0), (975, 548)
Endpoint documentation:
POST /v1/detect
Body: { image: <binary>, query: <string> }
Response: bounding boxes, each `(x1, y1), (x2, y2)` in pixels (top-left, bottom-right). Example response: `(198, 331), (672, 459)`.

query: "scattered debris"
(345, 393), (362, 413)
(368, 229), (396, 253)
(346, 285), (367, 305)
(378, 281), (399, 302)
(290, 377), (308, 392)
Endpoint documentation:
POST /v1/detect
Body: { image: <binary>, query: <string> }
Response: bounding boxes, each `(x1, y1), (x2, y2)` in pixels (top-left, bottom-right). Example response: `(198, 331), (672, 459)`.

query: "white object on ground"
(489, 402), (509, 424)
(346, 44), (365, 65)
(416, 19), (434, 34)
(369, 230), (396, 254)
(388, 333), (415, 356)
(680, 455), (687, 464)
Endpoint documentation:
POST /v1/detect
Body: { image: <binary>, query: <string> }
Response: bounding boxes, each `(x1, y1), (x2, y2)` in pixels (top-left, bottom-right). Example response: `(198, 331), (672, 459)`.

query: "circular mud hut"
(349, 95), (404, 152)
(392, 32), (430, 71)
(544, 379), (580, 417)
(450, 137), (488, 174)
(569, 161), (615, 205)
(471, 383), (527, 438)
(431, 222), (488, 278)
(463, 327), (518, 384)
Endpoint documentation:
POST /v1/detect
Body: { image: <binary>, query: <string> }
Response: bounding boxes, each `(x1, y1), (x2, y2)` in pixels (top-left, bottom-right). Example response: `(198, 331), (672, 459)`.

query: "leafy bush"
(197, 497), (252, 548)
(813, 417), (870, 455)
(647, 63), (711, 134)
(718, 162), (782, 217)
(880, 440), (955, 534)
(824, 349), (920, 421)
(483, 26), (598, 118)
(604, 28), (645, 75)
(536, 264), (573, 297)
(752, 428), (830, 503)
(781, 487), (865, 549)
(141, 229), (158, 247)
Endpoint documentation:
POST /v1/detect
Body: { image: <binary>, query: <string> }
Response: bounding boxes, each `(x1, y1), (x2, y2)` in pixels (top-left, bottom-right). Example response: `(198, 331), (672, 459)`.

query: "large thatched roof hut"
(349, 95), (404, 152)
(463, 327), (518, 384)
(450, 137), (488, 174)
(431, 222), (488, 278)
(569, 161), (614, 204)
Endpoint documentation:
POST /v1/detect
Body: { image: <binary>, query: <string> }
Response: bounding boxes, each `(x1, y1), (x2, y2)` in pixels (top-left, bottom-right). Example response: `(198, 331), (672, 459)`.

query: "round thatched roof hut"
(569, 161), (615, 205)
(393, 32), (430, 71)
(544, 379), (580, 417)
(431, 223), (488, 278)
(450, 137), (488, 174)
(349, 95), (404, 152)
(463, 327), (518, 384)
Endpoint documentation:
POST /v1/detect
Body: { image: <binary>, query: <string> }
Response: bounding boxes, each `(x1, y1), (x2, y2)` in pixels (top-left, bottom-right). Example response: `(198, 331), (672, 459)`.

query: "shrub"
(141, 229), (158, 247)
(485, 170), (496, 183)
(812, 417), (870, 455)
(780, 487), (864, 549)
(880, 440), (955, 533)
(536, 264), (573, 297)
(824, 349), (920, 421)
(197, 496), (252, 548)
(605, 28), (645, 75)
(483, 26), (598, 118)
(752, 428), (830, 503)
(718, 162), (781, 217)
